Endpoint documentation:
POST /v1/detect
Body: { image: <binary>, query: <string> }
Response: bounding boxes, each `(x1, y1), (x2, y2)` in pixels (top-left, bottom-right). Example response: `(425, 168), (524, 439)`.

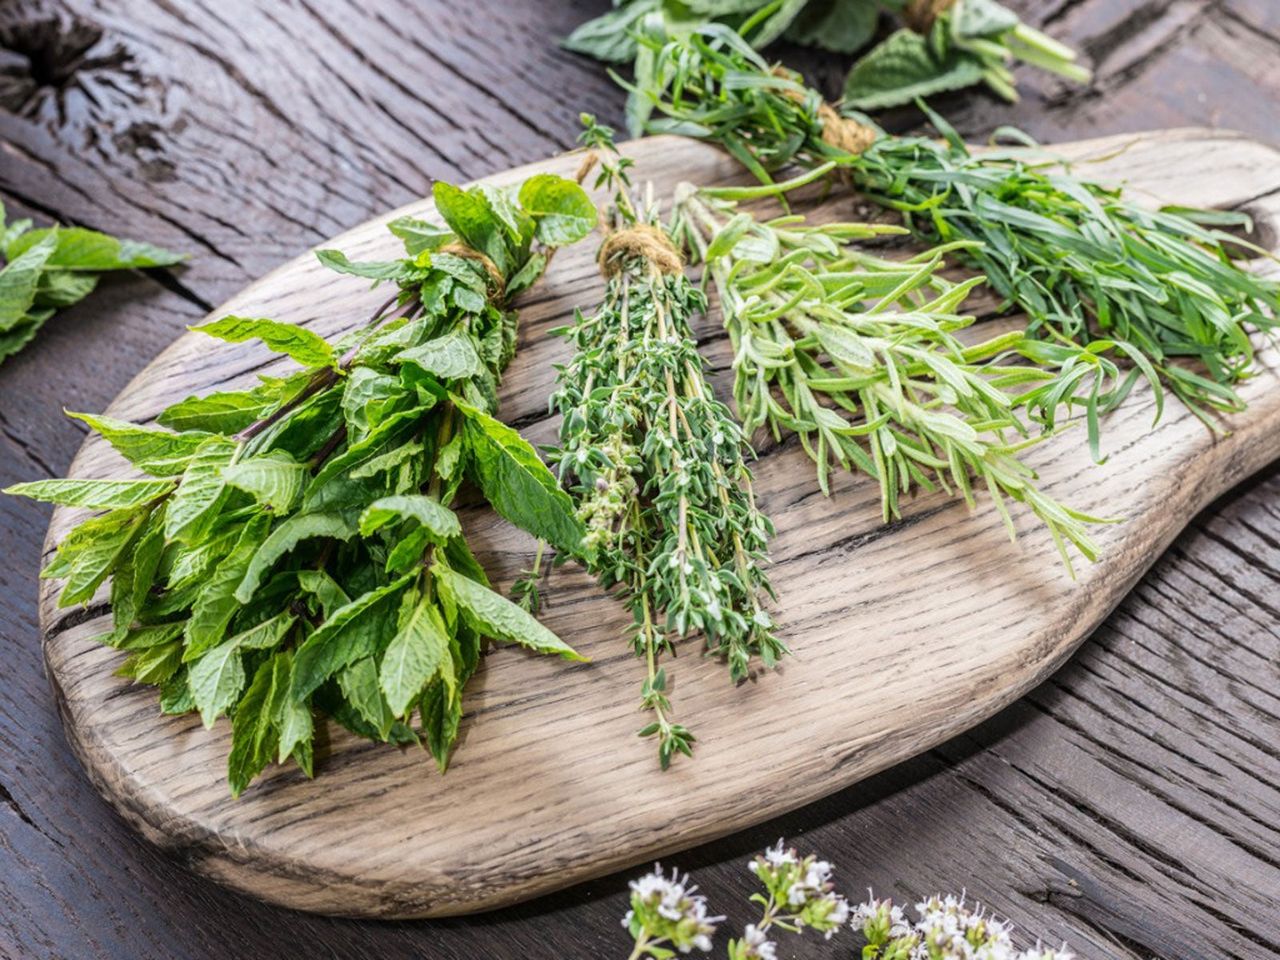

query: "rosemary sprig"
(551, 119), (781, 767)
(671, 172), (1104, 571)
(630, 27), (1280, 431)
(8, 173), (597, 795)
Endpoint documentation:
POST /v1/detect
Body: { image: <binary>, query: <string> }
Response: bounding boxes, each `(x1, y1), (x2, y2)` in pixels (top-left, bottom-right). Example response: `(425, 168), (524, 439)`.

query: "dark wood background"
(1, 1), (1278, 957)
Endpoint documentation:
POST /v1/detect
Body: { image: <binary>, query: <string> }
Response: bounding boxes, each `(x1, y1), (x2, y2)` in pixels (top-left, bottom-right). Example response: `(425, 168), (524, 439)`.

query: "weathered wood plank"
(2, 0), (1279, 956)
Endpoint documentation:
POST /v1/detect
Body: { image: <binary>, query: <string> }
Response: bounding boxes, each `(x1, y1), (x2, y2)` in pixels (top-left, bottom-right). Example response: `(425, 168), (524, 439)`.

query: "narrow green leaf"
(6, 477), (173, 509)
(68, 411), (210, 476)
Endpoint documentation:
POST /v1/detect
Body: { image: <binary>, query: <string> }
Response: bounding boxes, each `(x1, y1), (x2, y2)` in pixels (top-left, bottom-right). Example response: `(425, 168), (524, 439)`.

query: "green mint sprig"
(0, 202), (185, 364)
(8, 172), (597, 796)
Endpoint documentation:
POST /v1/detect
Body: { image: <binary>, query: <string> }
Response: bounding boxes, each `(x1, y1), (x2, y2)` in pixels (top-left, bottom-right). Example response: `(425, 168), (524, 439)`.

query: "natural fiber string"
(598, 224), (684, 277)
(771, 67), (879, 157)
(904, 0), (958, 33)
(439, 242), (506, 302)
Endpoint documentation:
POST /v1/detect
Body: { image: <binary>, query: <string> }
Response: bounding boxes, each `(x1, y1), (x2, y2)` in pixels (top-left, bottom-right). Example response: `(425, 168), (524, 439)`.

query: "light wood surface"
(35, 129), (1280, 919)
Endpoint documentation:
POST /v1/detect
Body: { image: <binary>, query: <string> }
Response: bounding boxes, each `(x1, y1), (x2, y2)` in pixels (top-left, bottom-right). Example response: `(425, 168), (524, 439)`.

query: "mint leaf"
(157, 390), (268, 434)
(315, 249), (408, 281)
(358, 494), (461, 541)
(843, 29), (986, 110)
(222, 450), (307, 513)
(290, 576), (411, 700)
(184, 516), (271, 660)
(5, 477), (173, 509)
(194, 316), (338, 371)
(235, 511), (359, 603)
(435, 565), (584, 661)
(6, 226), (184, 271)
(165, 436), (237, 544)
(68, 411), (210, 476)
(387, 215), (452, 257)
(457, 398), (586, 557)
(227, 656), (282, 797)
(431, 182), (511, 276)
(396, 329), (483, 382)
(518, 175), (597, 247)
(189, 638), (247, 728)
(379, 597), (450, 716)
(0, 232), (57, 333)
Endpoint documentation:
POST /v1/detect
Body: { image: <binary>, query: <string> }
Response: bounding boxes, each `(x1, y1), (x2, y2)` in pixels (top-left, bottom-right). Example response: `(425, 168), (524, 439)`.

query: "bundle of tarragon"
(8, 170), (597, 795)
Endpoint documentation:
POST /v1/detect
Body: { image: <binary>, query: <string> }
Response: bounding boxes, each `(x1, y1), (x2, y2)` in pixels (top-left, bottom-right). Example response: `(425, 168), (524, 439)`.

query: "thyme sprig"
(671, 173), (1104, 571)
(551, 119), (781, 767)
(630, 27), (1280, 430)
(8, 173), (598, 795)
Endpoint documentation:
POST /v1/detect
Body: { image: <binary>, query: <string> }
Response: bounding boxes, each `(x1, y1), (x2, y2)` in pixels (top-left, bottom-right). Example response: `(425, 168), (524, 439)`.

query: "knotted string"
(439, 243), (506, 302)
(598, 224), (684, 277)
(771, 67), (879, 157)
(904, 0), (959, 33)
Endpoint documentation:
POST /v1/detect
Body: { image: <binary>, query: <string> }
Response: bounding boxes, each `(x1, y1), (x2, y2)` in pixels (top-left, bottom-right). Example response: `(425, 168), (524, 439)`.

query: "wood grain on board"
(3, 1), (1280, 957)
(32, 129), (1280, 923)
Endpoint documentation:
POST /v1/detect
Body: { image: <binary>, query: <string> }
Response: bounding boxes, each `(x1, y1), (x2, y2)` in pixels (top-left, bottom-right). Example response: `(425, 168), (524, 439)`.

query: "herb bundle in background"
(0, 202), (184, 364)
(564, 0), (1089, 130)
(8, 172), (597, 795)
(632, 28), (1280, 433)
(551, 120), (781, 766)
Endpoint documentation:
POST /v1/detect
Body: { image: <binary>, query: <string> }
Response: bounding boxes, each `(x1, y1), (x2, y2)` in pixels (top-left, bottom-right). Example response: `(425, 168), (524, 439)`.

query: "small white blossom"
(740, 924), (777, 960)
(624, 864), (721, 955)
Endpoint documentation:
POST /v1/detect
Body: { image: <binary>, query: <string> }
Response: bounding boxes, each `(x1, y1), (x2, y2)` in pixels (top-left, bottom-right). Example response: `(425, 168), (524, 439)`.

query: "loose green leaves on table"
(0, 202), (185, 364)
(7, 172), (596, 796)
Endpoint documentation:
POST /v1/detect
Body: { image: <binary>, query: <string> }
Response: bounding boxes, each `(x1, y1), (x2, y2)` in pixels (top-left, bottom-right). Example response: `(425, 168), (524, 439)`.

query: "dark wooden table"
(2, 1), (1278, 957)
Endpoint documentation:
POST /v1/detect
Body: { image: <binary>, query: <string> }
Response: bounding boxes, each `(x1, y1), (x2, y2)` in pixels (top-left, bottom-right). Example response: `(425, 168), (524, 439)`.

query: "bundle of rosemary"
(631, 27), (1280, 429)
(8, 172), (597, 795)
(670, 169), (1103, 570)
(551, 120), (781, 765)
(565, 0), (1087, 120)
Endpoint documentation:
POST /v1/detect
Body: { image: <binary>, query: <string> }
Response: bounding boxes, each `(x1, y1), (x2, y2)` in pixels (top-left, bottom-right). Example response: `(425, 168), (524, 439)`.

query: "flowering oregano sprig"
(623, 865), (723, 958)
(854, 892), (1076, 960)
(726, 839), (850, 959)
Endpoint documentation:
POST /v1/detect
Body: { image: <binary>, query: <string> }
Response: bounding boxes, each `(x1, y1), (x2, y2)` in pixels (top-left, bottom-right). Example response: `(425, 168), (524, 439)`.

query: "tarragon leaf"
(194, 316), (338, 371)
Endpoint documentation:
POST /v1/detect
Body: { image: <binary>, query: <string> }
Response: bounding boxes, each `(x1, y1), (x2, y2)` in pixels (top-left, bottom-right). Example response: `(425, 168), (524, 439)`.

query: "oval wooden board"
(38, 130), (1280, 918)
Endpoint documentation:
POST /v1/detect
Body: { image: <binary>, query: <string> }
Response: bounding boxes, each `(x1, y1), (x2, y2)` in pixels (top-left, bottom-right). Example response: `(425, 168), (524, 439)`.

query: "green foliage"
(551, 125), (780, 766)
(672, 169), (1105, 573)
(636, 29), (1280, 429)
(563, 0), (1087, 126)
(0, 202), (184, 364)
(7, 174), (596, 795)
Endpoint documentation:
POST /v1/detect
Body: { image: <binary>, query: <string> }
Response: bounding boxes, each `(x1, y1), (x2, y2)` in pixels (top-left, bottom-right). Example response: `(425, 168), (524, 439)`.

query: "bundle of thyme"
(551, 120), (781, 766)
(0, 201), (184, 364)
(8, 172), (597, 795)
(670, 171), (1102, 570)
(564, 0), (1087, 122)
(630, 28), (1280, 428)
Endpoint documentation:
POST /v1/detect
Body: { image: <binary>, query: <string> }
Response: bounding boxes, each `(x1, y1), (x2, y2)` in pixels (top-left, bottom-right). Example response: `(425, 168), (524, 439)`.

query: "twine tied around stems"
(904, 0), (959, 33)
(771, 67), (879, 157)
(598, 224), (684, 277)
(439, 243), (506, 302)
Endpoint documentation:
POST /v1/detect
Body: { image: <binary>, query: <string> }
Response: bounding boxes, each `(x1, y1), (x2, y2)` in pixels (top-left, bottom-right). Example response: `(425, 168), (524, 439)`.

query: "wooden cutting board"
(37, 129), (1280, 919)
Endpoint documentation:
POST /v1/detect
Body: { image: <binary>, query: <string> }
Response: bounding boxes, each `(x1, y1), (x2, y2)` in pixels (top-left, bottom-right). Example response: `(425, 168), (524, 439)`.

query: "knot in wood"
(598, 225), (684, 278)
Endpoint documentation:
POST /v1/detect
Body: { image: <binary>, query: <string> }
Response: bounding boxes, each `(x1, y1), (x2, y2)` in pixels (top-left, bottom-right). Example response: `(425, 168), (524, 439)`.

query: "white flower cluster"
(853, 891), (1076, 960)
(749, 840), (850, 938)
(622, 864), (722, 955)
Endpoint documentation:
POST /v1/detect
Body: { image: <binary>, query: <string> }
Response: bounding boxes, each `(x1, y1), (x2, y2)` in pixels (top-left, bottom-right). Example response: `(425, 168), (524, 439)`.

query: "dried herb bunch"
(631, 27), (1280, 428)
(8, 172), (598, 795)
(551, 119), (781, 766)
(670, 169), (1104, 571)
